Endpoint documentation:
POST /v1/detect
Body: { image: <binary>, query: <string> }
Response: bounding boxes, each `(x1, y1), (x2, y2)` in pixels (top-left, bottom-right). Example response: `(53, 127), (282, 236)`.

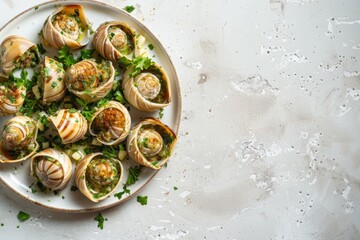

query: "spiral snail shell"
(75, 152), (123, 202)
(49, 109), (88, 144)
(30, 148), (72, 190)
(42, 5), (89, 49)
(93, 21), (146, 61)
(0, 35), (41, 75)
(122, 63), (171, 112)
(0, 73), (26, 116)
(89, 101), (131, 145)
(0, 116), (39, 163)
(126, 118), (177, 169)
(64, 59), (114, 102)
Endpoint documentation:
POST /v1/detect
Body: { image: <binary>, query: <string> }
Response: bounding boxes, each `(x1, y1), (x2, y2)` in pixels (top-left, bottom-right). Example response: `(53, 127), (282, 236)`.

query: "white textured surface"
(1, 0), (360, 239)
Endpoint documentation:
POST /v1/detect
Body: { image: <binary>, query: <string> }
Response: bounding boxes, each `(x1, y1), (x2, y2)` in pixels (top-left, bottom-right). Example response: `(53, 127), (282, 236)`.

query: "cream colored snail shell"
(42, 5), (89, 49)
(64, 59), (114, 103)
(30, 148), (72, 190)
(0, 35), (41, 75)
(75, 152), (123, 202)
(122, 63), (171, 112)
(89, 101), (131, 145)
(0, 73), (26, 116)
(36, 56), (67, 104)
(0, 116), (39, 163)
(126, 118), (177, 169)
(49, 109), (88, 144)
(93, 21), (146, 61)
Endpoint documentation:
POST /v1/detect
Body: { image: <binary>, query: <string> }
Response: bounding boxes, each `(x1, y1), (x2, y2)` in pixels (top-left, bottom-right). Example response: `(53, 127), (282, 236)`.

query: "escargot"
(122, 63), (171, 111)
(0, 116), (39, 163)
(64, 59), (114, 102)
(42, 4), (89, 49)
(0, 73), (26, 116)
(34, 56), (66, 104)
(75, 152), (123, 202)
(89, 101), (131, 145)
(93, 21), (146, 61)
(49, 109), (87, 144)
(126, 118), (177, 169)
(0, 35), (41, 75)
(31, 148), (72, 190)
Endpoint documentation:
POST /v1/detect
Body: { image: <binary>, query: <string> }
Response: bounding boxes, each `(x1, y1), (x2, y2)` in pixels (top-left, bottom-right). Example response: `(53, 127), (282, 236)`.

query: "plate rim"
(0, 0), (182, 213)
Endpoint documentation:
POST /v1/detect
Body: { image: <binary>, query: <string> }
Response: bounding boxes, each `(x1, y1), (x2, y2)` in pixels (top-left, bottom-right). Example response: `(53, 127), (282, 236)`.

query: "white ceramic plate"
(0, 0), (181, 212)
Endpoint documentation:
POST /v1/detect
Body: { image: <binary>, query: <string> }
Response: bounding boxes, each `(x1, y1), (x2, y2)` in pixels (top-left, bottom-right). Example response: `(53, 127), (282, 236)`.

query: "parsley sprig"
(94, 212), (107, 230)
(118, 56), (154, 77)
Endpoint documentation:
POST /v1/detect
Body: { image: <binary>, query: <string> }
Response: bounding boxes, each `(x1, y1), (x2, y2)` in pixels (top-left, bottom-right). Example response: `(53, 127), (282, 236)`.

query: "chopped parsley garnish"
(158, 108), (164, 119)
(17, 211), (30, 222)
(126, 166), (142, 186)
(94, 213), (107, 230)
(34, 6), (39, 11)
(118, 56), (132, 67)
(37, 43), (46, 54)
(57, 45), (76, 68)
(173, 186), (178, 191)
(78, 49), (95, 61)
(148, 44), (154, 50)
(124, 5), (135, 13)
(102, 145), (117, 159)
(137, 195), (148, 205)
(129, 57), (153, 77)
(114, 185), (130, 199)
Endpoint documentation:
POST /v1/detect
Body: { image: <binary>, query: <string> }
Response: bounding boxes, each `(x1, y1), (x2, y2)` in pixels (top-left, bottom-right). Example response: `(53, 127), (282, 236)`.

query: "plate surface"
(0, 0), (181, 212)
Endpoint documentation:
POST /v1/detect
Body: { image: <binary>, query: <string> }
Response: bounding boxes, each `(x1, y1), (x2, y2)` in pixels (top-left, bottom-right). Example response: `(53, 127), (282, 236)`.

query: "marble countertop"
(0, 0), (359, 239)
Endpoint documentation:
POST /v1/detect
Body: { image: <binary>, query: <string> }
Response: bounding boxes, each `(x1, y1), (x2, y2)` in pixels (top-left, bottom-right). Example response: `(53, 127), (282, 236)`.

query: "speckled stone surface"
(0, 0), (359, 239)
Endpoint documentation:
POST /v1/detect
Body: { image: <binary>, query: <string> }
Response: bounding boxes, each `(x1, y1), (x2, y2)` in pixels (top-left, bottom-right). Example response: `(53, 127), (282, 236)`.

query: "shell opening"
(134, 73), (161, 100)
(137, 128), (163, 157)
(91, 108), (125, 142)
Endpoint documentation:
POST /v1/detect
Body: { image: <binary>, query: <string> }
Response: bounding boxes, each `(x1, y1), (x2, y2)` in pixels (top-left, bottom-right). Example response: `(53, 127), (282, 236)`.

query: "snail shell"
(75, 152), (123, 202)
(35, 56), (66, 104)
(122, 63), (171, 112)
(64, 59), (114, 102)
(0, 35), (41, 75)
(126, 118), (177, 169)
(0, 73), (26, 116)
(30, 148), (72, 190)
(49, 109), (88, 144)
(89, 101), (131, 145)
(0, 116), (39, 163)
(42, 5), (89, 49)
(93, 21), (145, 61)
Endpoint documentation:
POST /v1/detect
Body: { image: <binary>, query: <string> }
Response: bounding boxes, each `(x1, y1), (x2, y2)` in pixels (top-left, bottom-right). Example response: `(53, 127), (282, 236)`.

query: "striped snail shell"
(31, 148), (72, 190)
(49, 109), (88, 144)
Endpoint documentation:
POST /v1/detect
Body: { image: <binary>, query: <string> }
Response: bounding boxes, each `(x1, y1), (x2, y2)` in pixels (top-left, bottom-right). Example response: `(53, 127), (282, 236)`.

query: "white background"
(0, 0), (360, 239)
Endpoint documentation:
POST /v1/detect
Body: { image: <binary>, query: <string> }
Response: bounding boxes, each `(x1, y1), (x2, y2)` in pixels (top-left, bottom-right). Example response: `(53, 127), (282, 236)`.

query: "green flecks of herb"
(57, 45), (76, 68)
(118, 56), (132, 67)
(51, 81), (58, 88)
(67, 108), (77, 113)
(39, 115), (49, 125)
(38, 30), (43, 37)
(163, 133), (174, 144)
(37, 43), (46, 54)
(1, 223), (4, 226)
(61, 196), (65, 199)
(126, 166), (142, 186)
(159, 108), (164, 119)
(36, 181), (46, 192)
(81, 109), (95, 121)
(8, 95), (16, 103)
(137, 195), (148, 205)
(114, 90), (126, 104)
(109, 32), (115, 41)
(20, 98), (39, 117)
(48, 102), (59, 115)
(78, 49), (95, 61)
(71, 186), (78, 191)
(124, 5), (135, 13)
(75, 98), (88, 109)
(129, 57), (153, 77)
(17, 211), (30, 222)
(102, 146), (117, 159)
(31, 188), (36, 193)
(173, 186), (178, 191)
(142, 137), (149, 148)
(97, 98), (108, 107)
(114, 185), (130, 199)
(34, 6), (39, 10)
(84, 148), (91, 154)
(94, 213), (107, 230)
(148, 44), (154, 50)
(16, 225), (19, 228)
